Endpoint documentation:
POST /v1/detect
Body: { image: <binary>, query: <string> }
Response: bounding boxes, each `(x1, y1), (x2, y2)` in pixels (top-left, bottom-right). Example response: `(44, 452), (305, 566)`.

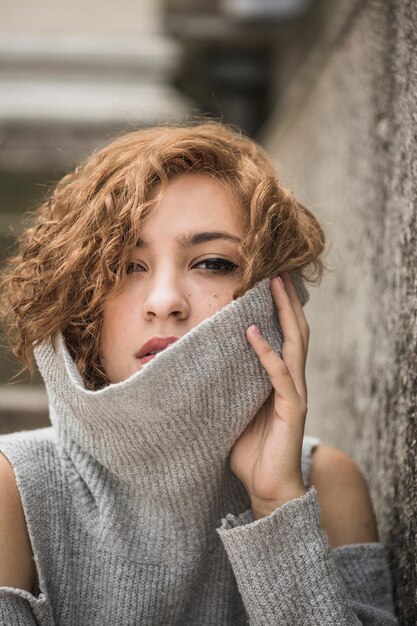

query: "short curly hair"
(0, 121), (325, 390)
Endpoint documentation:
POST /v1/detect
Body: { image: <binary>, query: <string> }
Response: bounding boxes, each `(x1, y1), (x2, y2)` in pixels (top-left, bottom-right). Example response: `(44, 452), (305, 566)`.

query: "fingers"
(270, 276), (304, 351)
(278, 273), (309, 351)
(270, 275), (308, 401)
(246, 324), (300, 403)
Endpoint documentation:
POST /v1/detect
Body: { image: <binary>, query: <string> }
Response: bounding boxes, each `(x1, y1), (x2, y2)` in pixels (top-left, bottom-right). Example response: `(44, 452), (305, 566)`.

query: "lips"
(136, 336), (179, 361)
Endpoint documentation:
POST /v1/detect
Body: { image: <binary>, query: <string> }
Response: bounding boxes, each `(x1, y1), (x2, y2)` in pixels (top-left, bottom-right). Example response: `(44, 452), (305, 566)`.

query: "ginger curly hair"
(0, 121), (325, 390)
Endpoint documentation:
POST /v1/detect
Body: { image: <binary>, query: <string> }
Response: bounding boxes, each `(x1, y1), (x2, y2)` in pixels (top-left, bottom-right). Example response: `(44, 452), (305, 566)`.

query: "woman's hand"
(229, 273), (309, 519)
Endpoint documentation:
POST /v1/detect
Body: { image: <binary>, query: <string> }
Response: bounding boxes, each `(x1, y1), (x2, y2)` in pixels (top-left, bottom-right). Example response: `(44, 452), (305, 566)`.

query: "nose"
(142, 272), (190, 321)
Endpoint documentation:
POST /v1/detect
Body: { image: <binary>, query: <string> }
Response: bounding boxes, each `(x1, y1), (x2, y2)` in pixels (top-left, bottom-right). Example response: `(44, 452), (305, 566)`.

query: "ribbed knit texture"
(0, 278), (397, 625)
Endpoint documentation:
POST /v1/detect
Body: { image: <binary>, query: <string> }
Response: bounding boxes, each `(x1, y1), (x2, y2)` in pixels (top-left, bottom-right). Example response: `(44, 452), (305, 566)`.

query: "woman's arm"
(0, 452), (49, 625)
(220, 274), (397, 624)
(218, 443), (396, 624)
(0, 452), (36, 592)
(217, 485), (397, 625)
(310, 444), (379, 547)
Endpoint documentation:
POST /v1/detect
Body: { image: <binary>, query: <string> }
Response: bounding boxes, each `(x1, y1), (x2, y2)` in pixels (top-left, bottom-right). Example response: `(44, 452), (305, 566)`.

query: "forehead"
(143, 172), (243, 235)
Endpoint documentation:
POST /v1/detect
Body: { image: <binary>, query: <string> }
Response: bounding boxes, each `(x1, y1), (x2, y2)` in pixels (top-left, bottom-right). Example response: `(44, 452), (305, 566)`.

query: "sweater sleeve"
(0, 587), (54, 625)
(216, 488), (397, 626)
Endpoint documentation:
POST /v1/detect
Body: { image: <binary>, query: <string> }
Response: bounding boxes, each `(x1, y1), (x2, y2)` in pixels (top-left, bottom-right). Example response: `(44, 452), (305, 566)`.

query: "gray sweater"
(0, 278), (397, 625)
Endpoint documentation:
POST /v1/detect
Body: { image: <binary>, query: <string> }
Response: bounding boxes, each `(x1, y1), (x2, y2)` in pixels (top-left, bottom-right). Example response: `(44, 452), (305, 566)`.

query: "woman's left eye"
(126, 262), (145, 274)
(194, 258), (239, 274)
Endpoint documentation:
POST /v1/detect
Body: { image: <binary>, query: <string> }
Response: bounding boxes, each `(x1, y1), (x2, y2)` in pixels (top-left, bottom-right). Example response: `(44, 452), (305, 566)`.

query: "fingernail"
(274, 275), (284, 287)
(249, 324), (262, 337)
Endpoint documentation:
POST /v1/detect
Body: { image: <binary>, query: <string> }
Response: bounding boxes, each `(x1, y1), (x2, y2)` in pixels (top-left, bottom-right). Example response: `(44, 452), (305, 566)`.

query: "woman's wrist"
(250, 484), (307, 520)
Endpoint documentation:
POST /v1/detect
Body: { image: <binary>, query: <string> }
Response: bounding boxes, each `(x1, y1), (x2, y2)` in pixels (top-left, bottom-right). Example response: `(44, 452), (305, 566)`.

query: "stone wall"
(262, 0), (417, 621)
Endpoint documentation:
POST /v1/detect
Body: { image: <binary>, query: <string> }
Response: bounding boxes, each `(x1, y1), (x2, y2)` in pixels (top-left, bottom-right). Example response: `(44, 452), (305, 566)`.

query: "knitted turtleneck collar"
(34, 277), (307, 559)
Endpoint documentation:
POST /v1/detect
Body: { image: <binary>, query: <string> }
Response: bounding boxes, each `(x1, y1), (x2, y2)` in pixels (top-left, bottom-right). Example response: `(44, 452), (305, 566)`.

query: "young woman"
(0, 122), (397, 624)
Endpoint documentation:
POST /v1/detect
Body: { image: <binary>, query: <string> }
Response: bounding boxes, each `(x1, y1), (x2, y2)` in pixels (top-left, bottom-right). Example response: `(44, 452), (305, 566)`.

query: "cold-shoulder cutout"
(309, 444), (379, 548)
(0, 451), (36, 594)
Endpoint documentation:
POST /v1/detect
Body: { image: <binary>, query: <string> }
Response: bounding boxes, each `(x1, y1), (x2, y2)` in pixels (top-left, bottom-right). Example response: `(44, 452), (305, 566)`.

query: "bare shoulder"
(0, 451), (36, 593)
(309, 444), (379, 548)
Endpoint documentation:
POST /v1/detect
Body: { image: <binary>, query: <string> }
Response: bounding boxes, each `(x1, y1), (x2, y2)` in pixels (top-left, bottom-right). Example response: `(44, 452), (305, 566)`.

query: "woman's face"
(99, 172), (245, 383)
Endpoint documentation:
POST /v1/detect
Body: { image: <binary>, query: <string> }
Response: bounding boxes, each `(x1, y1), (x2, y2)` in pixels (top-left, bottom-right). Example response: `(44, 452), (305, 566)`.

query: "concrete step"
(0, 385), (50, 435)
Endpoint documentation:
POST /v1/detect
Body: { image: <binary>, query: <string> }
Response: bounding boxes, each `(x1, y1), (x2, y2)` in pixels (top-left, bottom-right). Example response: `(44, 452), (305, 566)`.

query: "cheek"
(192, 285), (235, 320)
(101, 297), (132, 352)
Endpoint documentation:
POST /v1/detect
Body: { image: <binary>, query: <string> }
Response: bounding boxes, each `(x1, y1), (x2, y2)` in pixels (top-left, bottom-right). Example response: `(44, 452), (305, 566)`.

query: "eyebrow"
(136, 231), (242, 249)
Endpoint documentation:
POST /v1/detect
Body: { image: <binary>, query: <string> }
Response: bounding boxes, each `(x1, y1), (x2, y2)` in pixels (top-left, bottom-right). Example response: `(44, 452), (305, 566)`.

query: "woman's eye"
(194, 258), (239, 274)
(126, 262), (145, 274)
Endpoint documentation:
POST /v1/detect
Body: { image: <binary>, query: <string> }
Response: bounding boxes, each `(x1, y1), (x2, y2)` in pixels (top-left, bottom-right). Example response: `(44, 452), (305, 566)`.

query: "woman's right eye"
(126, 262), (145, 274)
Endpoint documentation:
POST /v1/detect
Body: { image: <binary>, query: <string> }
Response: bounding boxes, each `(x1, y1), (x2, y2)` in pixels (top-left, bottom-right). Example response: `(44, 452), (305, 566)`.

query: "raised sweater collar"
(34, 278), (306, 534)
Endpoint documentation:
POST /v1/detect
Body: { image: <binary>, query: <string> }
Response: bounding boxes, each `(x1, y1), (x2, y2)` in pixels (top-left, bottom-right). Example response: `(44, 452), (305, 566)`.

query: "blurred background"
(0, 0), (326, 430)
